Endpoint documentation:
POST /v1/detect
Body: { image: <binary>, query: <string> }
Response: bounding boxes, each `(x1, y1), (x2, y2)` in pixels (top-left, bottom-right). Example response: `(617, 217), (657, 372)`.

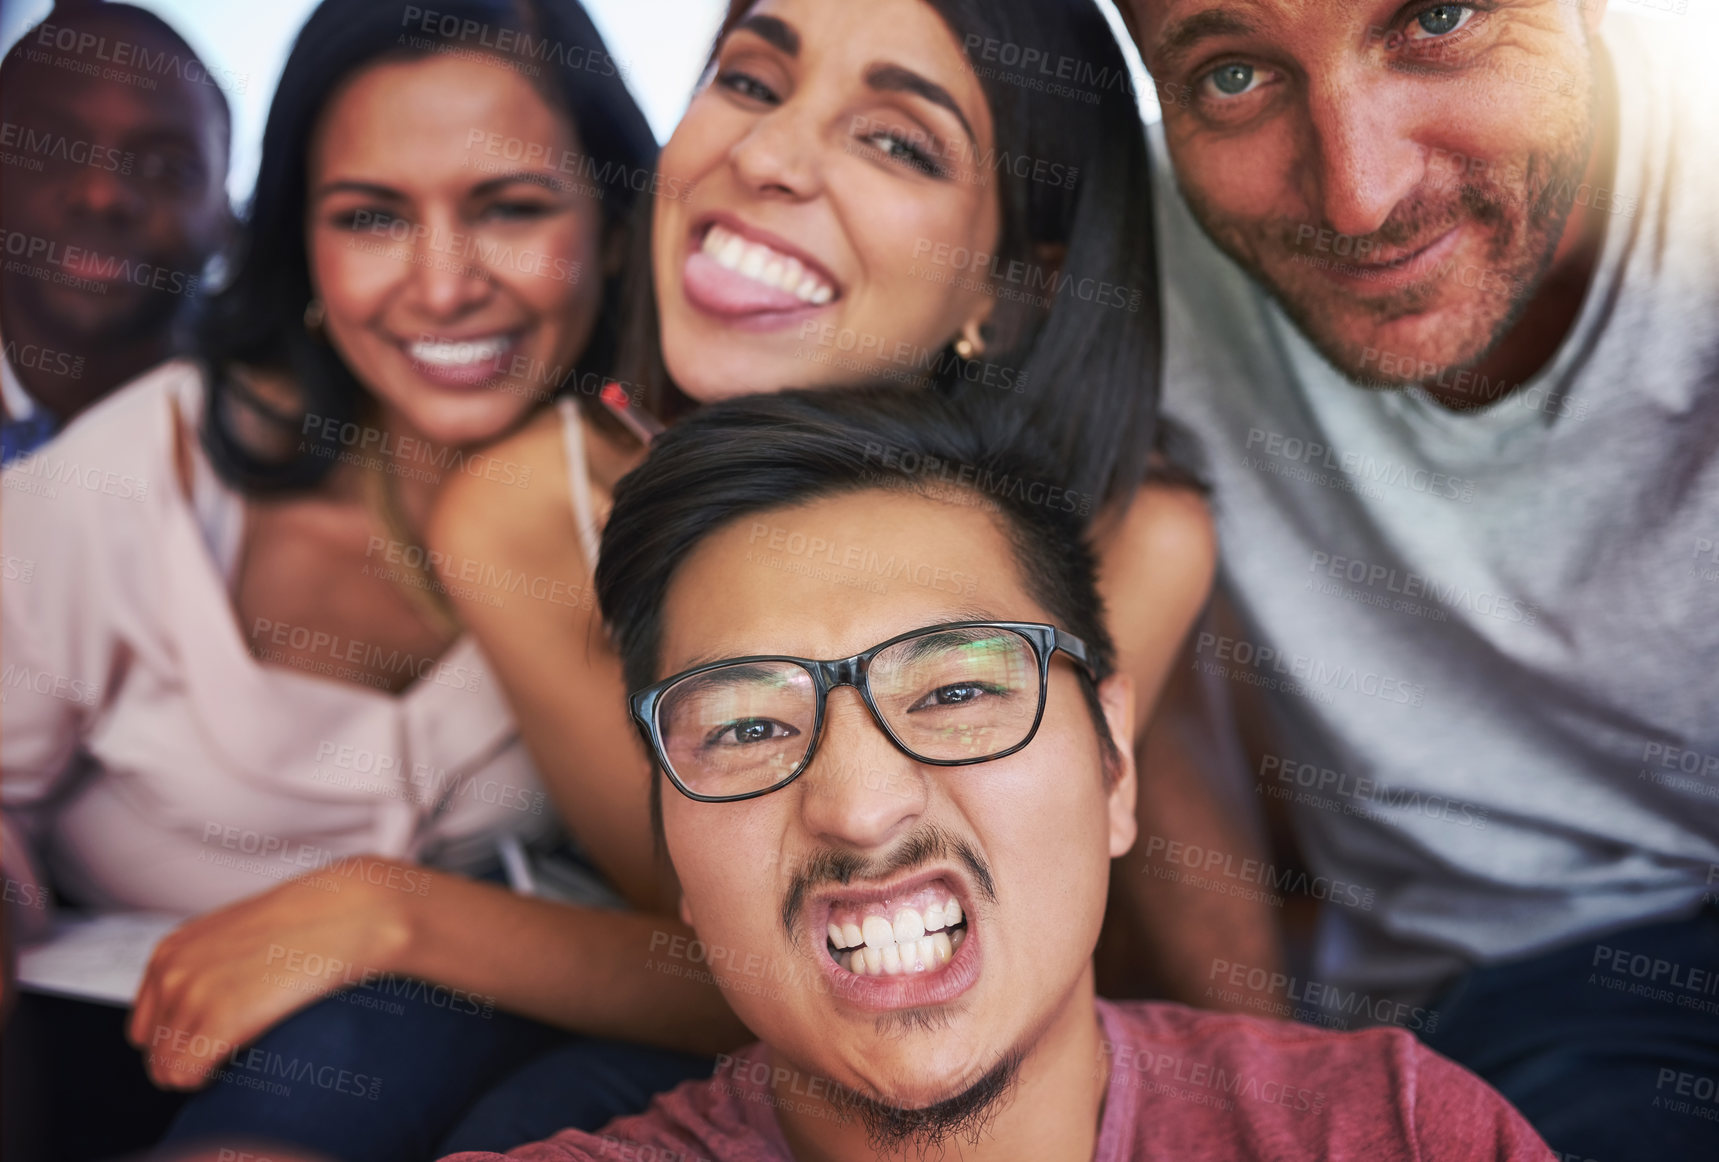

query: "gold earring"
(954, 335), (977, 360)
(303, 298), (326, 335)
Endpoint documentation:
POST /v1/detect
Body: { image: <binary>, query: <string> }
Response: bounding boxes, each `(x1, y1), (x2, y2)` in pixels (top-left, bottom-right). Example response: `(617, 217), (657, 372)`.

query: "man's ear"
(1097, 673), (1138, 859)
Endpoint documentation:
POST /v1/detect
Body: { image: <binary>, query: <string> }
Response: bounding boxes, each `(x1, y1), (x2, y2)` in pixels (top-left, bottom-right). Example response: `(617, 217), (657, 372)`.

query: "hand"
(126, 856), (424, 1090)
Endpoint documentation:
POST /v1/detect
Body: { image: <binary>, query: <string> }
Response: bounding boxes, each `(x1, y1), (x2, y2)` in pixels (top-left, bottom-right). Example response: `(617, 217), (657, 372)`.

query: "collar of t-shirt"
(1, 347), (39, 422)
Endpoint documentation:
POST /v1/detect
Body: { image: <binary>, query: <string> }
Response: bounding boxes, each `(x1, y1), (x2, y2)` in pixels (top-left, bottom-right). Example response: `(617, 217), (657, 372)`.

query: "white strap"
(558, 397), (602, 572)
(1, 349), (38, 421)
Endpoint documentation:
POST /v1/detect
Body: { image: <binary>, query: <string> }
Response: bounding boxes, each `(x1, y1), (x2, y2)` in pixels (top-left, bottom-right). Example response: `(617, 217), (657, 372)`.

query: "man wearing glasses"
(447, 387), (1549, 1162)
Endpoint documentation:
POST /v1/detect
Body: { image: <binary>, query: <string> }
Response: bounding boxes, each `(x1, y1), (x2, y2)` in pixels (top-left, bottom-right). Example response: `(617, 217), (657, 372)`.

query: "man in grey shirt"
(1115, 2), (1718, 1159)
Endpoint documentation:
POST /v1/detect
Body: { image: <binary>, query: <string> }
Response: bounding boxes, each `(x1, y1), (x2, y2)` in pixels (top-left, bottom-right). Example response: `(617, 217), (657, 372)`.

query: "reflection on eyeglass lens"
(657, 629), (1042, 796)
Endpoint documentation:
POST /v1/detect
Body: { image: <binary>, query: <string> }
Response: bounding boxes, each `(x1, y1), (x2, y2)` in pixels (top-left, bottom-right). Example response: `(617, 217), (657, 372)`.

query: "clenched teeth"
(702, 224), (835, 304)
(827, 891), (968, 976)
(836, 930), (961, 976)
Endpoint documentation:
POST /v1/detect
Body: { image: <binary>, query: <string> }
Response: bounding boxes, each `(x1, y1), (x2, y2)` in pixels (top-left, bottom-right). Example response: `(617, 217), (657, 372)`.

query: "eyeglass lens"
(655, 627), (1043, 799)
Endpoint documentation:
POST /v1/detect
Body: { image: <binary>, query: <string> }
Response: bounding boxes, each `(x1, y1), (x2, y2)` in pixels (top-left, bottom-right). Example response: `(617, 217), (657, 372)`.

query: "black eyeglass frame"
(629, 620), (1097, 804)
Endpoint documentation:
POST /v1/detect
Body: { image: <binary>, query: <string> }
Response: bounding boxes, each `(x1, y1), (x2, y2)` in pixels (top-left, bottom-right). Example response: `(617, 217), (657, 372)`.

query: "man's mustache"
(1277, 181), (1514, 261)
(780, 826), (997, 940)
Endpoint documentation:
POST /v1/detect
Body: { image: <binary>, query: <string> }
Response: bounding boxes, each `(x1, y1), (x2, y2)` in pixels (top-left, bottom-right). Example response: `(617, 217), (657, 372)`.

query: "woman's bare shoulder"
(1097, 483), (1217, 719)
(1101, 482), (1217, 601)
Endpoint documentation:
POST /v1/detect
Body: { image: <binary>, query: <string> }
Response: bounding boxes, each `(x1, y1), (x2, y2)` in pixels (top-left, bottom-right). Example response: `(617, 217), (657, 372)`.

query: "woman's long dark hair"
(200, 0), (656, 493)
(617, 0), (1162, 513)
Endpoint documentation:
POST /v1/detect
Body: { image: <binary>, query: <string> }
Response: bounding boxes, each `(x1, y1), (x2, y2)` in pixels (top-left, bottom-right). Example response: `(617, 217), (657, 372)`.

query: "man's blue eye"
(1416, 5), (1468, 35)
(1210, 63), (1255, 96)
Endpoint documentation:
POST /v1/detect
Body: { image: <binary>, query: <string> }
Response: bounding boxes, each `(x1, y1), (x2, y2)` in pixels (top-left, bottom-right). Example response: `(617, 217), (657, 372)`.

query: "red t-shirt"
(442, 1000), (1552, 1162)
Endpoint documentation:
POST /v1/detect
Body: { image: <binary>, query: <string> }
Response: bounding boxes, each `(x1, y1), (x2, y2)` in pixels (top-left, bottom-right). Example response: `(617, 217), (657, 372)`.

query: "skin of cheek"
(821, 156), (1000, 367)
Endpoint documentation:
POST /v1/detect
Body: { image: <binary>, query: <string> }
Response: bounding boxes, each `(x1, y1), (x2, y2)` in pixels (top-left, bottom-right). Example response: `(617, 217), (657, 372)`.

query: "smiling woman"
(299, 53), (605, 448)
(200, 0), (656, 491)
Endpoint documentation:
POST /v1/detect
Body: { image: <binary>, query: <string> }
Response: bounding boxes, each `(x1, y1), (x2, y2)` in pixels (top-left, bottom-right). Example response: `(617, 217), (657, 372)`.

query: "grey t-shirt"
(1152, 14), (1719, 1004)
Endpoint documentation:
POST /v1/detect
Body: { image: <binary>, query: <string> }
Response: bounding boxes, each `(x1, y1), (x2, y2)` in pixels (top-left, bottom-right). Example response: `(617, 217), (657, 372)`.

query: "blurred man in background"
(0, 0), (231, 462)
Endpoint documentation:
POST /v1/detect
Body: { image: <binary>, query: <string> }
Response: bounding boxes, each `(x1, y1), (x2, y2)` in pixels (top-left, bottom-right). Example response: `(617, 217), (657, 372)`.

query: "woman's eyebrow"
(864, 62), (977, 148)
(471, 171), (574, 196)
(734, 13), (800, 56)
(312, 179), (405, 201)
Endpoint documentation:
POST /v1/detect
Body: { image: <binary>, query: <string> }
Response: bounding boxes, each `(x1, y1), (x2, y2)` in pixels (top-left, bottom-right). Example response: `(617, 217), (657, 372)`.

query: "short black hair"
(0, 3), (233, 150)
(596, 387), (1121, 828)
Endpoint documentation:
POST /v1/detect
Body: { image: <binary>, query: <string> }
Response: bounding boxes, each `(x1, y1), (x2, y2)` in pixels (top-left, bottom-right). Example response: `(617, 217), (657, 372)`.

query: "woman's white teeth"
(409, 337), (509, 366)
(702, 224), (834, 304)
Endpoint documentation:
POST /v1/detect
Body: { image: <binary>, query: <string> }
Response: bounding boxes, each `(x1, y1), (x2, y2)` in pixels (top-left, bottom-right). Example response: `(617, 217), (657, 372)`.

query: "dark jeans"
(436, 1039), (714, 1153)
(2, 991), (188, 1162)
(1, 982), (708, 1162)
(1420, 904), (1719, 1162)
(157, 976), (712, 1162)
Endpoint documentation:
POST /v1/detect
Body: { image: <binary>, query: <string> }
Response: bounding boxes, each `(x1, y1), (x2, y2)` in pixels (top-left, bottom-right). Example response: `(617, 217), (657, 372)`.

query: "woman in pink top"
(0, 1), (736, 1159)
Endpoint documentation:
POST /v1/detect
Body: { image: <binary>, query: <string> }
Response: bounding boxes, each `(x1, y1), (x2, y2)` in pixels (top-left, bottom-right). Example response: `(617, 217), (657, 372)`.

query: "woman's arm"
(128, 856), (749, 1089)
(427, 408), (668, 910)
(391, 863), (744, 1050)
(1094, 485), (1286, 1006)
(1096, 483), (1219, 733)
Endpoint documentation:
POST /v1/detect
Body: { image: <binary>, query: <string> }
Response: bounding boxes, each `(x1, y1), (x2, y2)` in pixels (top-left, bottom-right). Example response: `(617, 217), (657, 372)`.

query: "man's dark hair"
(0, 2), (233, 149)
(596, 386), (1122, 828)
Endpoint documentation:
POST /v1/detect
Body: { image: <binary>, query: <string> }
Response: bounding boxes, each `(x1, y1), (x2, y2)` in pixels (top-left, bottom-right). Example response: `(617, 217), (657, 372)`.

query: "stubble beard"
(828, 1048), (1025, 1157)
(1176, 63), (1597, 392)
